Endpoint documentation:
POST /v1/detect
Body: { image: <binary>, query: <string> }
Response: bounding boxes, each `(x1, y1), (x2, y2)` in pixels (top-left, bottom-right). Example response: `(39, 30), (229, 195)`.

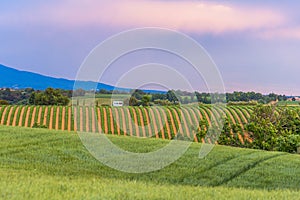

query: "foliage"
(227, 101), (258, 106)
(217, 119), (243, 147)
(195, 92), (211, 104)
(0, 88), (34, 104)
(226, 91), (287, 104)
(245, 105), (300, 152)
(128, 96), (138, 106)
(274, 134), (300, 153)
(131, 89), (146, 100)
(166, 90), (178, 103)
(0, 99), (9, 105)
(29, 88), (70, 106)
(141, 95), (151, 106)
(153, 99), (176, 106)
(32, 122), (48, 129)
(151, 93), (166, 101)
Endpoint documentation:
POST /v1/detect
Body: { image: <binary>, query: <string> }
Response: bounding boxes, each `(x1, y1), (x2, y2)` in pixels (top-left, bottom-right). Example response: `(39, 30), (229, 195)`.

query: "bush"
(32, 122), (48, 129)
(246, 105), (300, 153)
(274, 134), (300, 153)
(227, 101), (258, 106)
(0, 100), (9, 105)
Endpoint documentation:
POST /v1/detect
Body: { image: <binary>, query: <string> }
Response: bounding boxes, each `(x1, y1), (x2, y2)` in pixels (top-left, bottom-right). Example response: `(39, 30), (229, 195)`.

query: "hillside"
(0, 126), (299, 199)
(0, 64), (167, 94)
(0, 64), (118, 90)
(0, 105), (253, 143)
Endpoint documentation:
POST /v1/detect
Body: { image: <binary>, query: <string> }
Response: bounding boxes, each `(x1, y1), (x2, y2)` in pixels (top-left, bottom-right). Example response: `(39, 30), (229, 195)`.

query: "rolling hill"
(0, 104), (253, 144)
(0, 64), (165, 93)
(0, 64), (115, 90)
(0, 126), (299, 199)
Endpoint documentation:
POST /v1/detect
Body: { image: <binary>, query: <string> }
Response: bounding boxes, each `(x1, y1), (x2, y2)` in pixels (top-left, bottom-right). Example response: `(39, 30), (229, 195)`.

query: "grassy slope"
(0, 126), (300, 199)
(276, 101), (300, 106)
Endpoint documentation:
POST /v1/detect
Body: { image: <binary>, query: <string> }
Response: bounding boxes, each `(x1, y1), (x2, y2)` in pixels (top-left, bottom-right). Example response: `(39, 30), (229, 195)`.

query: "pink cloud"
(2, 0), (286, 35)
(259, 27), (300, 39)
(99, 0), (284, 34)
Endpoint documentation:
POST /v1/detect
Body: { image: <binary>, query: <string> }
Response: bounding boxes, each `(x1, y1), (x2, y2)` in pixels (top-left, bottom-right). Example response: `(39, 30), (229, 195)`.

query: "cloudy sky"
(1, 0), (300, 94)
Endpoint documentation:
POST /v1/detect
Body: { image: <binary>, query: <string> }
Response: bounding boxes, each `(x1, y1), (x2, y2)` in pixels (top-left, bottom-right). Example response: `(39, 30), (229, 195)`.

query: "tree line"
(124, 89), (288, 106)
(0, 88), (72, 106)
(0, 87), (290, 106)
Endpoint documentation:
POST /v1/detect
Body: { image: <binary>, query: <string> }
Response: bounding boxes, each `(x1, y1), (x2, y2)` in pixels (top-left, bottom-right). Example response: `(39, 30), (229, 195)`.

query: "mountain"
(0, 64), (115, 90)
(0, 64), (165, 93)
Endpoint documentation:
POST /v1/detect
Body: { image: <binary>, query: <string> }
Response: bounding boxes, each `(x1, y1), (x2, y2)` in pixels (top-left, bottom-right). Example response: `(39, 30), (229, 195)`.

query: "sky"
(1, 0), (300, 95)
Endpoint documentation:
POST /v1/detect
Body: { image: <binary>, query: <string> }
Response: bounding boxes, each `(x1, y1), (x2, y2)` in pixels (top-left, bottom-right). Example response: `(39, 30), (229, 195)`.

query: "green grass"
(72, 94), (130, 106)
(0, 125), (300, 199)
(276, 101), (300, 106)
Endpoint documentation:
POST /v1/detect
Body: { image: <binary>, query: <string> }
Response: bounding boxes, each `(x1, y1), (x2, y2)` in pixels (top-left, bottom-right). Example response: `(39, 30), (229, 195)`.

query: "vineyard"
(0, 105), (257, 143)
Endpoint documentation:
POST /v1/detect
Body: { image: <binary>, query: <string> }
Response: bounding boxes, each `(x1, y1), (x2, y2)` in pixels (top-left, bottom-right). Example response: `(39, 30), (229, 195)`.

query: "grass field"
(1, 126), (300, 199)
(71, 94), (130, 106)
(276, 101), (300, 106)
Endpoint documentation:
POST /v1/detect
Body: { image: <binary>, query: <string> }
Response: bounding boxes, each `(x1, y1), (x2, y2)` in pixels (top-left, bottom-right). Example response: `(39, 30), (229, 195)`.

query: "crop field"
(0, 105), (256, 143)
(276, 101), (300, 106)
(71, 94), (130, 106)
(0, 126), (300, 199)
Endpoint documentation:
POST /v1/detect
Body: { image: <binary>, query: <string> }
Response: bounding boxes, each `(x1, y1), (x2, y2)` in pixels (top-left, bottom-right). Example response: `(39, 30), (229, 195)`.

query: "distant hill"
(0, 64), (116, 91)
(0, 64), (165, 93)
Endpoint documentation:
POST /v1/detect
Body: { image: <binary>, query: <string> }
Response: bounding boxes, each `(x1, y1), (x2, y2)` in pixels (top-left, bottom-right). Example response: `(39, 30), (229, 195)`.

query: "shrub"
(246, 105), (300, 153)
(227, 101), (258, 106)
(0, 100), (9, 105)
(32, 122), (48, 129)
(274, 134), (300, 153)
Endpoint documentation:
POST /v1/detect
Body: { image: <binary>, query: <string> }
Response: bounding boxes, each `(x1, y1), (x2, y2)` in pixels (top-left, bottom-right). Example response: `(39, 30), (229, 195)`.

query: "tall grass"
(0, 126), (300, 199)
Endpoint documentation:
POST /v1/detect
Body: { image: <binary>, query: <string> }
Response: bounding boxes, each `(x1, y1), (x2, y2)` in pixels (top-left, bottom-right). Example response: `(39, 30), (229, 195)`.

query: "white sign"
(112, 101), (123, 107)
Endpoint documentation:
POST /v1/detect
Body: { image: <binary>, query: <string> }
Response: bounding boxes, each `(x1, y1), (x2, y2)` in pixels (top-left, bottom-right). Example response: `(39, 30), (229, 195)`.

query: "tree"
(166, 90), (178, 103)
(183, 96), (189, 104)
(131, 89), (145, 100)
(141, 95), (151, 106)
(98, 89), (111, 94)
(129, 96), (138, 106)
(151, 93), (166, 101)
(246, 105), (300, 152)
(29, 88), (70, 106)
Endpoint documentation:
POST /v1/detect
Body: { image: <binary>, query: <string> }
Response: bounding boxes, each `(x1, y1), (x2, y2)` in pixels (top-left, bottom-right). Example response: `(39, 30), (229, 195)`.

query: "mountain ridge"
(0, 64), (165, 93)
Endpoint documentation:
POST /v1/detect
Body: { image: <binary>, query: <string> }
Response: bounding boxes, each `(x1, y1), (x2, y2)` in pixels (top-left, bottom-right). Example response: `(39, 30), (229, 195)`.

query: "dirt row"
(0, 105), (252, 143)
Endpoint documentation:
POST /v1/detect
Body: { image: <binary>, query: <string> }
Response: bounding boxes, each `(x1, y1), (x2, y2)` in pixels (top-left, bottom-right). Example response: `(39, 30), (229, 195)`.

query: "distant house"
(112, 100), (123, 107)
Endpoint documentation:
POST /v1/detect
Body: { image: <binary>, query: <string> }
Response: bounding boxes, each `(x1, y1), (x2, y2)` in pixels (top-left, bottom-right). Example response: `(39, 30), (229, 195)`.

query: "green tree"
(246, 105), (300, 152)
(166, 90), (178, 103)
(141, 95), (151, 106)
(29, 88), (69, 106)
(129, 96), (138, 106)
(183, 96), (189, 104)
(131, 89), (145, 100)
